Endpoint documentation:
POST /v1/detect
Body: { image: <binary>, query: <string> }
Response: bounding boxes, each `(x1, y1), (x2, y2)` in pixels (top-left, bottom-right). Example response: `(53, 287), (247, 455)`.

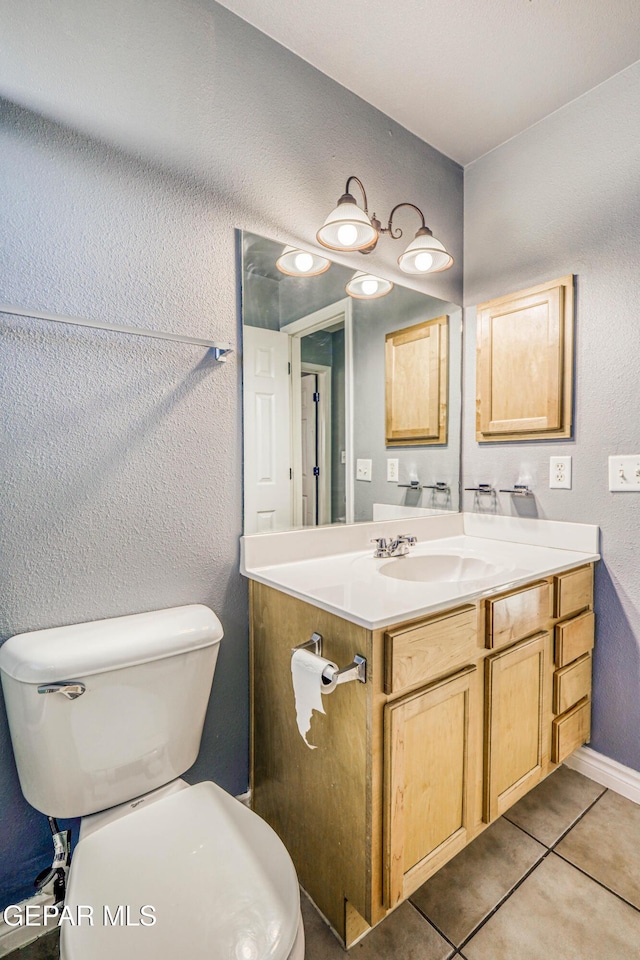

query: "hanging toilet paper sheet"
(290, 648), (338, 749)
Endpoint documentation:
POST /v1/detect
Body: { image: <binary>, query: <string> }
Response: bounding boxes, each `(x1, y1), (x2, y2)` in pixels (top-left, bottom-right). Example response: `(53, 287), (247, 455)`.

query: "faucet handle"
(371, 537), (389, 558)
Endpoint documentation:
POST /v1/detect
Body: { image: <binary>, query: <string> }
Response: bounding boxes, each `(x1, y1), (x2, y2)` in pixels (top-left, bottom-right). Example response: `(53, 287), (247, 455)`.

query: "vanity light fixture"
(345, 271), (393, 300)
(317, 176), (454, 274)
(275, 245), (331, 277)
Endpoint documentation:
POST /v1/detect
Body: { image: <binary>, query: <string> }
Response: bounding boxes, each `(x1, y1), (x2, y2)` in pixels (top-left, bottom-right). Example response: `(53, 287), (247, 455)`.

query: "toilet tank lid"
(0, 605), (223, 684)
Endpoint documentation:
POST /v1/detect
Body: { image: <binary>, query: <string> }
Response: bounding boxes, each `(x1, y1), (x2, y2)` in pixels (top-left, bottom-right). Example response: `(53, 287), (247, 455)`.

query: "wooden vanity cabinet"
(249, 563), (595, 946)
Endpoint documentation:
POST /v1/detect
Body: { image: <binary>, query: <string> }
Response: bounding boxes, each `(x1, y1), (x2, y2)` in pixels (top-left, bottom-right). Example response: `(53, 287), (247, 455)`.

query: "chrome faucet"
(371, 535), (417, 558)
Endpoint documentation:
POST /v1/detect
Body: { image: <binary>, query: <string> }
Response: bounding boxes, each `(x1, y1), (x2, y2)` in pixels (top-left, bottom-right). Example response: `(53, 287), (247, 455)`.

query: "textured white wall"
(464, 61), (640, 772)
(0, 1), (462, 907)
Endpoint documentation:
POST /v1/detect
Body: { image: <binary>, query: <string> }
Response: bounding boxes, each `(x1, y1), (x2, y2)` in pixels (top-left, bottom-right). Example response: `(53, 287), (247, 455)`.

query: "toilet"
(0, 605), (305, 960)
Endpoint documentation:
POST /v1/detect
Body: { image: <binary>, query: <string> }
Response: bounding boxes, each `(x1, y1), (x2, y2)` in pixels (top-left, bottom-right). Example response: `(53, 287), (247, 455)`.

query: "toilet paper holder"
(292, 633), (367, 686)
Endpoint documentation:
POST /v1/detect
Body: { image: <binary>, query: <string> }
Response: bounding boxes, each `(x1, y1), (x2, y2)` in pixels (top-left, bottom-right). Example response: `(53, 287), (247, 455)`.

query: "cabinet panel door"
(476, 275), (573, 442)
(385, 315), (448, 445)
(384, 666), (478, 907)
(485, 633), (551, 822)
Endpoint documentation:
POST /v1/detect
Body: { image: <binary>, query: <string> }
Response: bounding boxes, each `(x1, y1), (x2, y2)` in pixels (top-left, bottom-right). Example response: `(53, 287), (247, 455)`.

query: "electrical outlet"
(387, 458), (399, 482)
(609, 455), (640, 491)
(356, 459), (372, 482)
(549, 456), (571, 489)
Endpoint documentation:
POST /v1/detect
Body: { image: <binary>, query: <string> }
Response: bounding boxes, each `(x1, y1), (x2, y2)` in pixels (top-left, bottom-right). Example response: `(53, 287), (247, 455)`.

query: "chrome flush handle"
(37, 681), (86, 700)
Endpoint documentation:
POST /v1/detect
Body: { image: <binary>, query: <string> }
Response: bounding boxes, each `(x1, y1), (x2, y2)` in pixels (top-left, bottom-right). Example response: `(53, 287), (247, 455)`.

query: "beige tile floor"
(10, 767), (640, 960)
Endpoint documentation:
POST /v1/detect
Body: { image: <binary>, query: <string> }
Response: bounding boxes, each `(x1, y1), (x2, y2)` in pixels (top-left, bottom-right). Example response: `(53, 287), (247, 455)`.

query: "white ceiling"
(216, 0), (640, 165)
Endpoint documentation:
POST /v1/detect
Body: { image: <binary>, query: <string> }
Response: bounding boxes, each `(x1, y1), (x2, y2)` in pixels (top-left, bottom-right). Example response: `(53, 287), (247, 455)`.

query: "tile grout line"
(552, 849), (640, 916)
(410, 841), (550, 955)
(412, 788), (615, 957)
(430, 791), (607, 955)
(404, 900), (460, 957)
(547, 786), (609, 850)
(502, 783), (608, 850)
(454, 847), (552, 953)
(454, 788), (615, 952)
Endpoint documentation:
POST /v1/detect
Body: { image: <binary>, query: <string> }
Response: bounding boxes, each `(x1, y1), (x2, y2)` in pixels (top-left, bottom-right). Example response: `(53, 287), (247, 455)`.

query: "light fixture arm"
(384, 202), (431, 241)
(341, 176), (370, 214)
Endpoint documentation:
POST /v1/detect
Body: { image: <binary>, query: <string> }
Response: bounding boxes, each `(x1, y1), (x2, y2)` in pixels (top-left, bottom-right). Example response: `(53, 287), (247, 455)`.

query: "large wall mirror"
(240, 231), (462, 534)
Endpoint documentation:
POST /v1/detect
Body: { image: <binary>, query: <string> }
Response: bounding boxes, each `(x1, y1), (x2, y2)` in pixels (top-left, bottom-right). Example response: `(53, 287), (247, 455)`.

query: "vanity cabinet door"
(484, 632), (551, 822)
(384, 666), (478, 908)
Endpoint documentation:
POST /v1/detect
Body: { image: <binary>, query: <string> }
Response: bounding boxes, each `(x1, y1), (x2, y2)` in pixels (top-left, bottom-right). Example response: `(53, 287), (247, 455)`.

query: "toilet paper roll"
(290, 648), (338, 749)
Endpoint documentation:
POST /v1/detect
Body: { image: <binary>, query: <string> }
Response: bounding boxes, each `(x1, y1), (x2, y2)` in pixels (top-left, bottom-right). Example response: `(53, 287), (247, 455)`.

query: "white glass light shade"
(345, 271), (394, 300)
(398, 232), (454, 274)
(275, 246), (331, 277)
(316, 202), (378, 251)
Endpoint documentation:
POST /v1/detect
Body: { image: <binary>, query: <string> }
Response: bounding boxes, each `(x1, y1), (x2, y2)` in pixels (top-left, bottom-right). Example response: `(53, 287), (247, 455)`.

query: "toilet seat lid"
(61, 781), (300, 960)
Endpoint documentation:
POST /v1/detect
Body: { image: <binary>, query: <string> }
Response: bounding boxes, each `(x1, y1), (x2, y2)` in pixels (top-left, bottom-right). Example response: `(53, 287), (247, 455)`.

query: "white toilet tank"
(0, 605), (223, 818)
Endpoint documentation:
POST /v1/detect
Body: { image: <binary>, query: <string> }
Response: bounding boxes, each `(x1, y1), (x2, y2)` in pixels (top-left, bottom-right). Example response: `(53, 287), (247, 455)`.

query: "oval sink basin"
(379, 554), (501, 583)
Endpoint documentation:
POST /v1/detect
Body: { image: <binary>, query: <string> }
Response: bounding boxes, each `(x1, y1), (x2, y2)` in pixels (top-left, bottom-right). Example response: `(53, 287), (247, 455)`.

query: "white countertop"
(241, 514), (599, 630)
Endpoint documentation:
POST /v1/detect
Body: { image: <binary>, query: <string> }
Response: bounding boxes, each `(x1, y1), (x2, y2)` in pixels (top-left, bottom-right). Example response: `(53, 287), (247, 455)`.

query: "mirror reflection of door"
(300, 363), (332, 526)
(301, 372), (318, 525)
(295, 321), (342, 527)
(242, 325), (292, 535)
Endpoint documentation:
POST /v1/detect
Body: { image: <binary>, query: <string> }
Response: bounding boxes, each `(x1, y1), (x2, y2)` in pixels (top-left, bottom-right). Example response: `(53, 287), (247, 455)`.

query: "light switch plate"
(387, 459), (399, 482)
(356, 458), (372, 482)
(549, 456), (571, 489)
(609, 455), (640, 491)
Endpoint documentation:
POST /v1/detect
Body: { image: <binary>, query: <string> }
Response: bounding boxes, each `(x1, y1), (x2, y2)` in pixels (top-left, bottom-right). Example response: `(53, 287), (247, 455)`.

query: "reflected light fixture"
(276, 245), (331, 277)
(317, 176), (454, 274)
(346, 271), (393, 300)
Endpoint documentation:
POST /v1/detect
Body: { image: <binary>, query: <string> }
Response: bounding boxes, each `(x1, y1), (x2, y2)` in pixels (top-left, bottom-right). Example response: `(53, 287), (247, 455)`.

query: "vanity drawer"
(485, 582), (550, 650)
(554, 566), (593, 619)
(555, 611), (595, 667)
(384, 605), (477, 695)
(552, 697), (591, 763)
(553, 653), (592, 715)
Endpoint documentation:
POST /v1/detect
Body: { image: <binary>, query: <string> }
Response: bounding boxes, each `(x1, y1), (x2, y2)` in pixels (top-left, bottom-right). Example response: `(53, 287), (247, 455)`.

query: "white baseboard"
(564, 746), (640, 805)
(0, 892), (56, 957)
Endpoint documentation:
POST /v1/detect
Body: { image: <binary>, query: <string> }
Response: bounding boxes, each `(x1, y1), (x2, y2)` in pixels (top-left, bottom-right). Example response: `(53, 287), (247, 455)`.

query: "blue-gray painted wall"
(464, 60), (640, 774)
(0, 1), (462, 908)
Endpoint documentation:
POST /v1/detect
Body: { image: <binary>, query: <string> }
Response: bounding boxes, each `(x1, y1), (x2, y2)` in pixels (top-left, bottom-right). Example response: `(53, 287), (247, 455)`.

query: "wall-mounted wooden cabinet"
(249, 563), (594, 947)
(476, 275), (574, 442)
(385, 314), (448, 445)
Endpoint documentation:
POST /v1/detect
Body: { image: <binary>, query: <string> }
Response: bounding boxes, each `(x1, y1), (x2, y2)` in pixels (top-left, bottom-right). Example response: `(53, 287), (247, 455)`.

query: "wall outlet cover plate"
(549, 456), (572, 489)
(387, 459), (399, 482)
(356, 458), (372, 482)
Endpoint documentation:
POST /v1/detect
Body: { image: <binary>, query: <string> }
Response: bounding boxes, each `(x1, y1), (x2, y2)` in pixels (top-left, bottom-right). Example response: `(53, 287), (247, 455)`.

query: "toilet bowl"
(61, 780), (304, 960)
(0, 605), (305, 960)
